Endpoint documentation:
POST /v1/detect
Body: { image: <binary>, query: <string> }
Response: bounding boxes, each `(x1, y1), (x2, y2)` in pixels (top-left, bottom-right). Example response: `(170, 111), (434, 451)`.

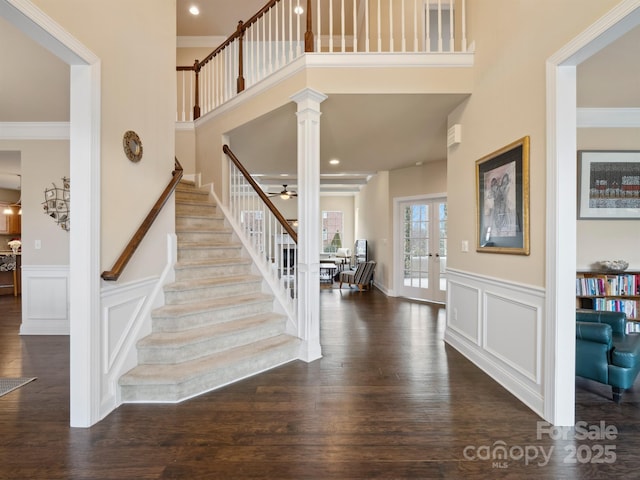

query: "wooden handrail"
(101, 158), (184, 281)
(223, 145), (298, 243)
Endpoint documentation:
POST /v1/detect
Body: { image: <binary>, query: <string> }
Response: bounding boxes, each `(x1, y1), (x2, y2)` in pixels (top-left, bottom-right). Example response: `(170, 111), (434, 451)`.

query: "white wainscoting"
(98, 234), (176, 419)
(20, 265), (69, 335)
(445, 268), (545, 416)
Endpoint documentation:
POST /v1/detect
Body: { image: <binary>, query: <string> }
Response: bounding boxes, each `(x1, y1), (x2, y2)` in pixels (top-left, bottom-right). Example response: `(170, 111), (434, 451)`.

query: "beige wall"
(0, 15), (69, 122)
(32, 0), (177, 281)
(389, 160), (447, 199)
(447, 0), (620, 287)
(355, 171), (390, 287)
(576, 128), (640, 270)
(0, 140), (70, 265)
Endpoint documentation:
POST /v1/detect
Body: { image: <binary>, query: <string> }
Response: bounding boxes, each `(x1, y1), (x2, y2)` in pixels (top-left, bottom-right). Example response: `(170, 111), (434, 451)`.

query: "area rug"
(0, 377), (37, 398)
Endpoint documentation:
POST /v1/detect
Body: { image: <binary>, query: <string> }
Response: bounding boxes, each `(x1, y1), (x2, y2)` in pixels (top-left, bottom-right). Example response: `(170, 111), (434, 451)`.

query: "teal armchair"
(576, 310), (640, 403)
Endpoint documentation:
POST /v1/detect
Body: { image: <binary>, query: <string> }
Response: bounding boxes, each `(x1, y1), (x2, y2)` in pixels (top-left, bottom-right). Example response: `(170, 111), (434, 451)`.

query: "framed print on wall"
(578, 150), (640, 219)
(476, 136), (530, 255)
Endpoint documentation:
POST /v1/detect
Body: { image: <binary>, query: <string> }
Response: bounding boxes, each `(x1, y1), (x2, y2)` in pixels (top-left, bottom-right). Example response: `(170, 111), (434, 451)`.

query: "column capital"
(290, 88), (328, 111)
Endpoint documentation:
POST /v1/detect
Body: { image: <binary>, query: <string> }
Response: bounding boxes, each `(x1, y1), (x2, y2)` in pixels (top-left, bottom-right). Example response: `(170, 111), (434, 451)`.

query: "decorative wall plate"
(123, 130), (143, 162)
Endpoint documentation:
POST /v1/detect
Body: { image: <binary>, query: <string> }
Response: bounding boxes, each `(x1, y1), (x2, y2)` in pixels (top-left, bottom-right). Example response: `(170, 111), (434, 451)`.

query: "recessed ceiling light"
(280, 173), (289, 177)
(294, 5), (304, 15)
(189, 5), (200, 15)
(329, 159), (340, 165)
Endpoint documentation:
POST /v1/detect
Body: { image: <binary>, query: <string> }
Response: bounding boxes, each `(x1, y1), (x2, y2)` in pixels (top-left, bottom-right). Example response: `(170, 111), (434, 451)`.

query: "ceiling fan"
(268, 185), (298, 200)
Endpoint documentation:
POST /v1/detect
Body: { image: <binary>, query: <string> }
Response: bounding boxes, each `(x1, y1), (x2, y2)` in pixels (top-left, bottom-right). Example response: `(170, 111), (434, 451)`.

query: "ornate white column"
(291, 88), (327, 362)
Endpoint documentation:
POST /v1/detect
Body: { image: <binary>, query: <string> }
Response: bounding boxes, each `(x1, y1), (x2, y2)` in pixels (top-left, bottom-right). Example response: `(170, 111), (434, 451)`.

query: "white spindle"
(180, 71), (185, 121)
(413, 0), (418, 52)
(462, 0), (467, 52)
(341, 0), (346, 52)
(389, 0), (394, 51)
(296, 0), (301, 56)
(377, 0), (381, 52)
(353, 0), (357, 53)
(316, 0), (321, 52)
(426, 0), (431, 52)
(329, 0), (334, 52)
(437, 0), (443, 52)
(268, 8), (273, 74)
(365, 0), (370, 52)
(401, 0), (406, 52)
(262, 15), (267, 80)
(189, 71), (194, 121)
(288, 0), (293, 60)
(449, 0), (454, 52)
(275, 2), (281, 68)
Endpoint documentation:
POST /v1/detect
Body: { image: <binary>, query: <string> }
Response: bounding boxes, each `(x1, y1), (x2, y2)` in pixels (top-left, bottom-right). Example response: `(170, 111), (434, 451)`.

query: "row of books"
(591, 298), (638, 320)
(576, 273), (640, 297)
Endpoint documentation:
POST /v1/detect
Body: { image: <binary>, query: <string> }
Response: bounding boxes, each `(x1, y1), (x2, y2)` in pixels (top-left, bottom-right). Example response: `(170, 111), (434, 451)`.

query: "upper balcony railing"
(177, 0), (468, 122)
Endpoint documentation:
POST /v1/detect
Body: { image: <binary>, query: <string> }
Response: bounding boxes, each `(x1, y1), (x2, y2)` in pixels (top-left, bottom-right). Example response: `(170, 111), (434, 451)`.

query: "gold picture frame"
(476, 136), (530, 255)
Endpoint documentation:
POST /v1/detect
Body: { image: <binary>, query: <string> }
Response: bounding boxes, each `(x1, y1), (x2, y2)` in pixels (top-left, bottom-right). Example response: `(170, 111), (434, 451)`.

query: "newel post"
(193, 59), (201, 120)
(304, 0), (314, 52)
(237, 21), (246, 93)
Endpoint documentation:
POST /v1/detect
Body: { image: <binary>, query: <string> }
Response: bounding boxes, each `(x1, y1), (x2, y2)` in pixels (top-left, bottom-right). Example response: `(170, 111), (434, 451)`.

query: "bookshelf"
(576, 271), (640, 329)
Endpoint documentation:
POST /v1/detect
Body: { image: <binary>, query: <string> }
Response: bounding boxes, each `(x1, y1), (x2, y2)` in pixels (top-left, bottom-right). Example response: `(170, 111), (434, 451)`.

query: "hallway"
(1, 290), (640, 478)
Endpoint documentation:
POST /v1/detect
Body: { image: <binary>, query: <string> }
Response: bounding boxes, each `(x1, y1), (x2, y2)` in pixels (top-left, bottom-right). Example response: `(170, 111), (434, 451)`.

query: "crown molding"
(0, 122), (70, 140)
(577, 108), (640, 128)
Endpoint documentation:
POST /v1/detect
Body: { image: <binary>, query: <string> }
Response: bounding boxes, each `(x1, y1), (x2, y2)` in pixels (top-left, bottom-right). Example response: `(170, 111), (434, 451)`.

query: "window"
(322, 211), (343, 253)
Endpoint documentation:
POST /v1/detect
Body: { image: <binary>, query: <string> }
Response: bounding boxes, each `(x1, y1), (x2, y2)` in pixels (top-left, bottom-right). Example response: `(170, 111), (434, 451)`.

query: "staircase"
(119, 180), (301, 402)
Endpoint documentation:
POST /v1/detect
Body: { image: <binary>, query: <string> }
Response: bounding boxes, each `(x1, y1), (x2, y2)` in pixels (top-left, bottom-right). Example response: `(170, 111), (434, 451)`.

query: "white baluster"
(426, 0), (431, 52)
(353, 0), (357, 53)
(389, 0), (394, 51)
(275, 2), (280, 69)
(365, 0), (370, 52)
(289, 0), (295, 60)
(437, 0), (443, 53)
(377, 0), (381, 52)
(296, 0), (301, 56)
(268, 7), (273, 74)
(401, 0), (406, 52)
(449, 0), (454, 52)
(341, 0), (346, 52)
(316, 0), (322, 52)
(462, 0), (467, 52)
(329, 0), (334, 52)
(413, 0), (419, 52)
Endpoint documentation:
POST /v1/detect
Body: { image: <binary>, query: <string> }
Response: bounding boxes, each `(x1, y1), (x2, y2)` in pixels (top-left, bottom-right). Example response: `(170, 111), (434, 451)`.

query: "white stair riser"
(176, 216), (226, 229)
(175, 191), (211, 203)
(120, 342), (299, 403)
(164, 281), (263, 304)
(176, 203), (218, 216)
(174, 262), (251, 281)
(177, 231), (234, 244)
(152, 299), (274, 332)
(177, 246), (243, 261)
(138, 319), (286, 364)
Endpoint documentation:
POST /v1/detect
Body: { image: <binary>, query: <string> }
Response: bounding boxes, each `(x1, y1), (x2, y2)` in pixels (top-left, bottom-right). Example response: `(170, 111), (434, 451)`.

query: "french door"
(396, 197), (447, 303)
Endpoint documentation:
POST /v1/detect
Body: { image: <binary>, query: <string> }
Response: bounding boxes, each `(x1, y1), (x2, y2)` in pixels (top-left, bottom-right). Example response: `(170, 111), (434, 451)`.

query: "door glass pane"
(403, 204), (430, 289)
(438, 202), (447, 292)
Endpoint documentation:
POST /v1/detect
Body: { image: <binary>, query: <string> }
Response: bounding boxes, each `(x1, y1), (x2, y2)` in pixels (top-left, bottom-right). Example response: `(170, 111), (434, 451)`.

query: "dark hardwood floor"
(2, 289), (640, 479)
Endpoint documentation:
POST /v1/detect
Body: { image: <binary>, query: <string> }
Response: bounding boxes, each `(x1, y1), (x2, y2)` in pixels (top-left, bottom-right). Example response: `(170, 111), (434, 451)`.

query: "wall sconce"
(42, 176), (70, 231)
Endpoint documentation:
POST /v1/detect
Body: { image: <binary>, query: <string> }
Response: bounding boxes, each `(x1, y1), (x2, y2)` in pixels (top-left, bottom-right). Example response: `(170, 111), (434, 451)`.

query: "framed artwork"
(578, 150), (640, 219)
(476, 136), (530, 255)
